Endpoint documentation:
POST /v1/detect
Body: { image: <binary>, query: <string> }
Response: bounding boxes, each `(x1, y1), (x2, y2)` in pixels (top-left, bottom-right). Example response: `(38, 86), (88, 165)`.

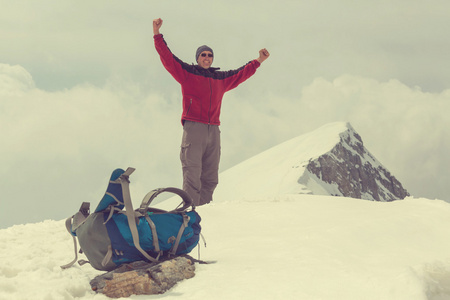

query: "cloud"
(0, 64), (184, 228)
(0, 64), (35, 95)
(220, 74), (450, 201)
(2, 1), (450, 228)
(1, 60), (449, 229)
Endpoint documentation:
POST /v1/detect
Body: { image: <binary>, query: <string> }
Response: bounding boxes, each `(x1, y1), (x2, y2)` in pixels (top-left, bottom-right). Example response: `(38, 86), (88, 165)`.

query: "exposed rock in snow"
(215, 122), (409, 202)
(90, 257), (195, 298)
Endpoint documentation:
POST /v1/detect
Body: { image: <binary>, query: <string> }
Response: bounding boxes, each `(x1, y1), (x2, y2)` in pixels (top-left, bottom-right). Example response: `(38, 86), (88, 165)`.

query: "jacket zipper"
(208, 78), (212, 124)
(187, 98), (192, 115)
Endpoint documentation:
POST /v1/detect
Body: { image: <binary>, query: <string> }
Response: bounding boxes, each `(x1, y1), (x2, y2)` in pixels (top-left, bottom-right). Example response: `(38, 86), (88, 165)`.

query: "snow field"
(2, 195), (450, 299)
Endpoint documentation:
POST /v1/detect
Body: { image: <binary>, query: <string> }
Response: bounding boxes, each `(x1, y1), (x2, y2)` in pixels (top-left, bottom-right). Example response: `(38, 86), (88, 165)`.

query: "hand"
(257, 48), (270, 64)
(153, 18), (163, 35)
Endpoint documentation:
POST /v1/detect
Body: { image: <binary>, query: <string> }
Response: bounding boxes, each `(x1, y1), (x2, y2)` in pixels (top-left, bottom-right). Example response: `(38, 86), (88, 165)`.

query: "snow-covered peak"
(214, 122), (408, 202)
(214, 122), (349, 201)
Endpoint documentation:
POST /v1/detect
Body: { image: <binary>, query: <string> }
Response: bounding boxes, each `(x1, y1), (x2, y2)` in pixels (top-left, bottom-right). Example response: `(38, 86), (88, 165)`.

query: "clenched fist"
(257, 48), (270, 64)
(153, 18), (163, 35)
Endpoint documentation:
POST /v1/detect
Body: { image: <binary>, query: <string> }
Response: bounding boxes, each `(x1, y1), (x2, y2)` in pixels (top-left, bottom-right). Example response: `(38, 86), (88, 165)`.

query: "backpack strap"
(117, 167), (159, 263)
(138, 187), (194, 258)
(60, 202), (90, 269)
(168, 212), (190, 257)
(139, 187), (194, 214)
(60, 217), (79, 269)
(101, 245), (113, 267)
(143, 214), (162, 259)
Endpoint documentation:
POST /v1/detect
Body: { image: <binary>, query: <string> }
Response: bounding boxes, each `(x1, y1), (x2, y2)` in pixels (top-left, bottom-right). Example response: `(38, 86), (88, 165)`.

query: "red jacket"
(154, 34), (260, 125)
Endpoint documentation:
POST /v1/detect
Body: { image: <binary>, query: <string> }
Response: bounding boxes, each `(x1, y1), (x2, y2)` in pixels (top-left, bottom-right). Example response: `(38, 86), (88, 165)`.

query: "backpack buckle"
(80, 202), (90, 217)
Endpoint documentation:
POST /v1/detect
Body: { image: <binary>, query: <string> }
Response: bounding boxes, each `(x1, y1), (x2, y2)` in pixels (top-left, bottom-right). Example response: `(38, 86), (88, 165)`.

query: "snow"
(2, 196), (450, 300)
(214, 122), (348, 200)
(2, 122), (450, 300)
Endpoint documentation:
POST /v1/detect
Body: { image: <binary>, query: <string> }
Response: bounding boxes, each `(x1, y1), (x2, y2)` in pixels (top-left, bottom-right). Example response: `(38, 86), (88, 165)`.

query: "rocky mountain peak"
(299, 123), (409, 201)
(214, 122), (409, 202)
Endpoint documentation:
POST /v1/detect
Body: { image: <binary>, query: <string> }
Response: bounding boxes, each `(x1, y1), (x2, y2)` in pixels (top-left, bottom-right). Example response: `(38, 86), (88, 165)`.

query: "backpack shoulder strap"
(60, 202), (90, 269)
(168, 212), (190, 257)
(117, 167), (159, 263)
(60, 217), (78, 269)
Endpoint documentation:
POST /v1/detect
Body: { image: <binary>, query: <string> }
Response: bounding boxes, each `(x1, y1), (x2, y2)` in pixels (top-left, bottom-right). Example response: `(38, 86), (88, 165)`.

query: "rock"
(300, 123), (409, 201)
(90, 256), (195, 298)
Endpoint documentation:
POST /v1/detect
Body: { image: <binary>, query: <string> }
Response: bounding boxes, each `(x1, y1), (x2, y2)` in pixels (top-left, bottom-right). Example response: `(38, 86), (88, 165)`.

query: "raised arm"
(153, 19), (189, 84)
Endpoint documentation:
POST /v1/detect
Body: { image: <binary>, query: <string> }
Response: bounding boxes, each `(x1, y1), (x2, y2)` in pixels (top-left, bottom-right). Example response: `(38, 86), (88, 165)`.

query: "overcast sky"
(1, 0), (449, 228)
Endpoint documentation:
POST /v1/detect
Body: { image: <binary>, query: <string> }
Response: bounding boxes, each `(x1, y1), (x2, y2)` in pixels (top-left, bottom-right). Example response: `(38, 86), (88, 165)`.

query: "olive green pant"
(180, 121), (221, 206)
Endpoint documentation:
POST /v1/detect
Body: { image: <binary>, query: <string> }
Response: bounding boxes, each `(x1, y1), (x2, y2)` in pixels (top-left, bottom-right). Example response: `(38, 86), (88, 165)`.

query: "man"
(153, 18), (270, 206)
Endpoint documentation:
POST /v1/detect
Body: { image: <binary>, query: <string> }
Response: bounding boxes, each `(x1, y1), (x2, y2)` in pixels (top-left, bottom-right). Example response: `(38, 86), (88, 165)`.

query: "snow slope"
(2, 196), (450, 300)
(214, 122), (347, 201)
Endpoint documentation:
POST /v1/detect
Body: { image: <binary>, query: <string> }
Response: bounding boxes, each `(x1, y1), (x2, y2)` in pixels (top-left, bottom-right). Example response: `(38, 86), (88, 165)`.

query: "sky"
(1, 0), (450, 228)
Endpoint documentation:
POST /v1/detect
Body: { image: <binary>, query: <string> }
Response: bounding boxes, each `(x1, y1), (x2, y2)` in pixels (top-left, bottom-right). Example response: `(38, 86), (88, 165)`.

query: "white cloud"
(0, 64), (35, 95)
(0, 65), (184, 228)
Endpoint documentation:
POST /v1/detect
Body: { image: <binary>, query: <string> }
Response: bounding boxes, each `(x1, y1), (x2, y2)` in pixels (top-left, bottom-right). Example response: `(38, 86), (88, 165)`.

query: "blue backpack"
(61, 167), (201, 271)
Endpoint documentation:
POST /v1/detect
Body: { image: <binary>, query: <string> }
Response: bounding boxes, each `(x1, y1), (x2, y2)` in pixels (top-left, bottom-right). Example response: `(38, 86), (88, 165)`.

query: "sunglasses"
(201, 53), (213, 57)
